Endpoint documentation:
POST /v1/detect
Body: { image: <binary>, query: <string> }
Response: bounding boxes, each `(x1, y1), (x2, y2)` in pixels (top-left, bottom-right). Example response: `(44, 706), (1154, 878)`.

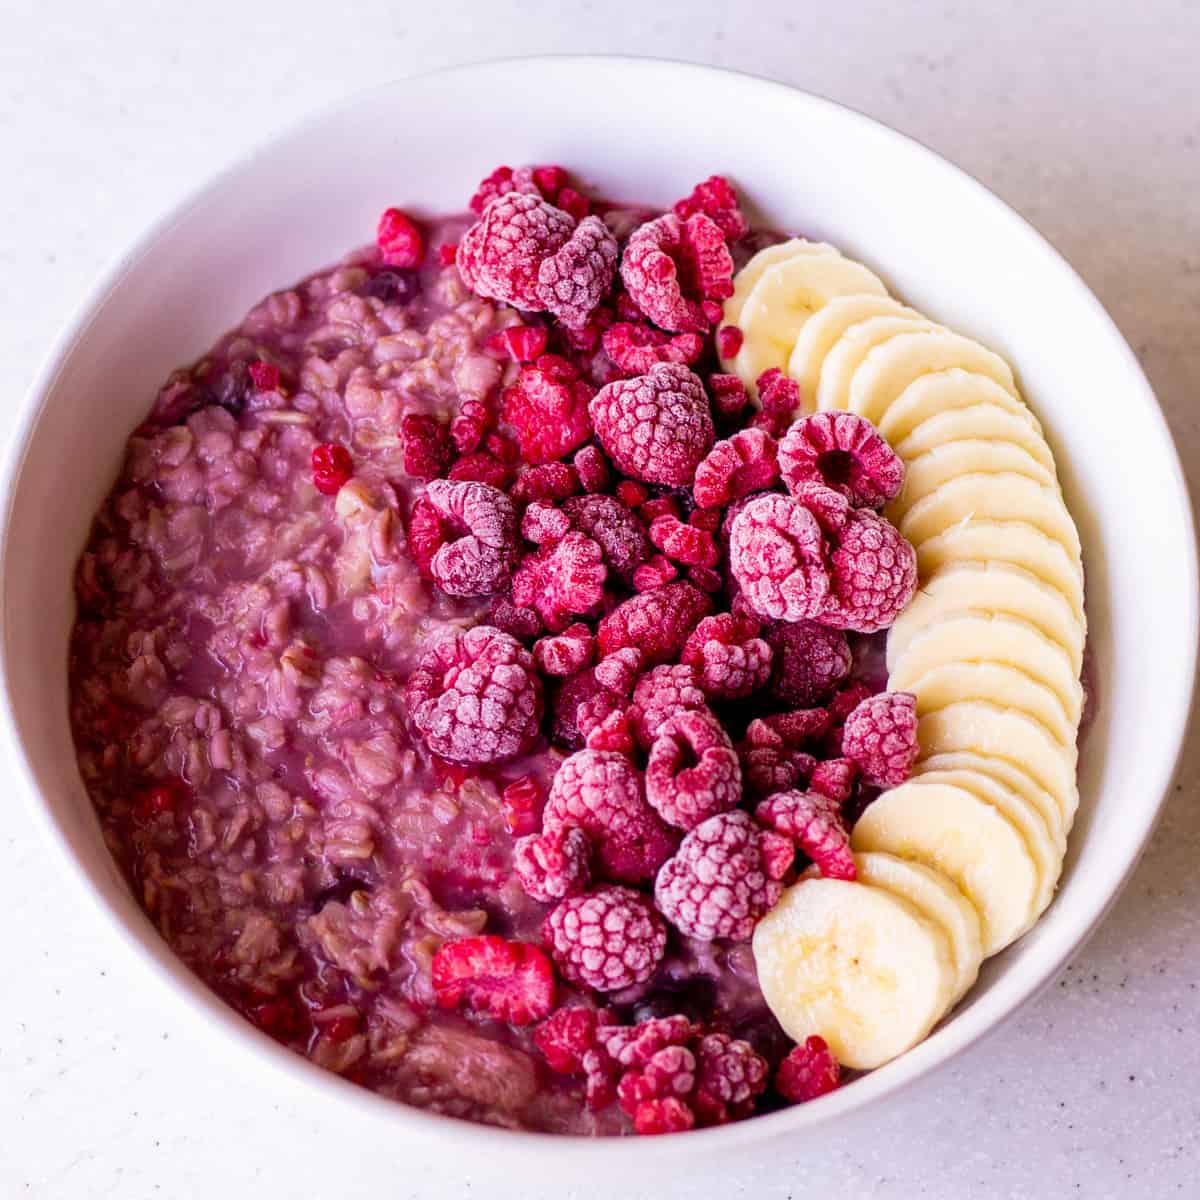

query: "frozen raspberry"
(485, 323), (549, 363)
(618, 1044), (697, 1116)
(514, 826), (592, 902)
(488, 597), (542, 643)
(450, 398), (491, 456)
(544, 886), (668, 992)
(632, 554), (679, 592)
(510, 461), (581, 505)
(468, 165), (538, 214)
(596, 1014), (698, 1066)
(627, 663), (708, 749)
(765, 619), (852, 706)
(596, 581), (712, 665)
(639, 494), (682, 523)
(422, 479), (518, 598)
(562, 493), (652, 582)
(631, 1097), (694, 1134)
(779, 411), (904, 508)
(311, 442), (352, 496)
(405, 625), (542, 764)
(533, 623), (595, 676)
(679, 212), (736, 302)
(457, 192), (575, 310)
(680, 612), (773, 700)
(646, 710), (741, 830)
(740, 742), (817, 799)
(534, 1006), (610, 1075)
(841, 691), (919, 787)
(755, 368), (804, 427)
(776, 1035), (842, 1103)
(602, 322), (705, 376)
(520, 500), (571, 546)
(432, 935), (555, 1025)
(585, 708), (636, 756)
(615, 480), (650, 509)
(716, 325), (743, 360)
(672, 175), (748, 241)
(689, 507), (721, 532)
(756, 788), (854, 880)
(654, 811), (787, 942)
(549, 669), (620, 750)
(592, 647), (644, 697)
(729, 493), (831, 622)
(376, 207), (424, 268)
(247, 360), (280, 392)
(502, 355), (594, 465)
(511, 532), (607, 631)
(755, 707), (833, 748)
(825, 508), (917, 633)
(709, 373), (750, 420)
(648, 514), (718, 569)
(400, 413), (452, 481)
(692, 1032), (769, 1123)
(687, 565), (723, 594)
(448, 452), (512, 489)
(619, 214), (708, 333)
(692, 428), (780, 510)
(572, 445), (611, 493)
(543, 750), (676, 885)
(501, 773), (545, 836)
(536, 215), (619, 329)
(486, 431), (521, 463)
(810, 757), (857, 803)
(590, 363), (714, 487)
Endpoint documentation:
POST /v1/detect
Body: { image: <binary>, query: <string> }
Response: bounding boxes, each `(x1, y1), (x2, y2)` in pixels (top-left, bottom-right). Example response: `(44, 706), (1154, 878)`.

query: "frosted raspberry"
(521, 500), (571, 546)
(756, 368), (804, 428)
(544, 886), (668, 992)
(765, 619), (852, 706)
(709, 373), (750, 420)
(485, 323), (549, 363)
(405, 625), (542, 764)
(573, 445), (611, 493)
(692, 1032), (769, 1123)
(646, 710), (741, 830)
(510, 461), (581, 505)
(376, 207), (424, 268)
(691, 428), (779, 510)
(501, 774), (545, 836)
(592, 647), (644, 697)
(533, 623), (595, 676)
(422, 479), (518, 598)
(457, 192), (575, 310)
(549, 669), (621, 750)
(654, 811), (787, 941)
(618, 1044), (697, 1116)
(688, 565), (724, 594)
(672, 175), (749, 241)
(716, 325), (743, 360)
(776, 1036), (842, 1103)
(467, 164), (540, 214)
(596, 1014), (699, 1066)
(679, 212), (736, 301)
(619, 214), (708, 333)
(247, 360), (280, 392)
(311, 442), (352, 496)
(502, 355), (594, 465)
(827, 680), (875, 742)
(589, 363), (714, 487)
(596, 581), (713, 665)
(729, 493), (831, 622)
(628, 663), (708, 749)
(748, 708), (832, 749)
(534, 1006), (611, 1075)
(602, 322), (704, 376)
(740, 742), (817, 798)
(488, 597), (542, 643)
(543, 750), (676, 884)
(581, 708), (633, 756)
(632, 555), (679, 592)
(841, 691), (919, 787)
(810, 757), (857, 803)
(756, 788), (854, 880)
(514, 826), (592, 902)
(824, 508), (917, 633)
(431, 935), (555, 1025)
(511, 532), (607, 631)
(779, 411), (904, 508)
(486, 431), (521, 463)
(647, 514), (717, 569)
(448, 452), (512, 489)
(680, 612), (773, 700)
(536, 215), (619, 329)
(563, 494), (652, 582)
(449, 397), (490, 456)
(400, 413), (452, 481)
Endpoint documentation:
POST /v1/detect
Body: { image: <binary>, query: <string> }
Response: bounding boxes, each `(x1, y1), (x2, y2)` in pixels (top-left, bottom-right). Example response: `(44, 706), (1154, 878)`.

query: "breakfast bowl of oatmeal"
(2, 58), (1194, 1159)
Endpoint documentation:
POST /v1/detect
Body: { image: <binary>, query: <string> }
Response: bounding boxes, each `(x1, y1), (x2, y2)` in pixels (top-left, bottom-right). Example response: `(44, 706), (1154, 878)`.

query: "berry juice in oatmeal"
(69, 167), (916, 1135)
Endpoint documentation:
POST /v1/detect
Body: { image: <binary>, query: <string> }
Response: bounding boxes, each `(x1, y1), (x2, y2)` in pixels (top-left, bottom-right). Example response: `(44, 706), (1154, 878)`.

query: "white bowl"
(2, 57), (1195, 1164)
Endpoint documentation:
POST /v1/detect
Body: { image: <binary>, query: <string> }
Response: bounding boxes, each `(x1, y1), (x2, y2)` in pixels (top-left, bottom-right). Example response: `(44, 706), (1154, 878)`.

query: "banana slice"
(722, 238), (840, 328)
(787, 295), (921, 403)
(853, 851), (983, 1003)
(900, 472), (1083, 563)
(893, 404), (1056, 476)
(752, 876), (956, 1069)
(898, 660), (1075, 747)
(816, 315), (943, 413)
(851, 780), (1040, 955)
(880, 369), (1042, 446)
(846, 330), (1019, 426)
(916, 750), (1077, 835)
(916, 702), (1078, 819)
(915, 521), (1085, 623)
(732, 254), (890, 398)
(888, 440), (1058, 525)
(888, 562), (1085, 676)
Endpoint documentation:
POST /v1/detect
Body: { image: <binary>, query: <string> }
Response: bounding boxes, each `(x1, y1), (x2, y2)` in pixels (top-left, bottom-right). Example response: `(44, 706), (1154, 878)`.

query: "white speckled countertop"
(2, 1), (1198, 1196)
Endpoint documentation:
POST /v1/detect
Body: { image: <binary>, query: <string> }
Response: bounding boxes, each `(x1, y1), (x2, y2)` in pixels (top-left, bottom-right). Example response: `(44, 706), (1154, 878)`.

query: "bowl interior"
(2, 58), (1194, 1158)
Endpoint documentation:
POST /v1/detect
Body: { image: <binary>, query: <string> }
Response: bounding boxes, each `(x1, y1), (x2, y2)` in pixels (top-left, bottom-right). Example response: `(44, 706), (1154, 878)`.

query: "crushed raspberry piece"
(687, 564), (723, 593)
(756, 368), (804, 426)
(511, 531), (607, 631)
(422, 479), (518, 597)
(597, 581), (713, 665)
(779, 411), (904, 508)
(756, 789), (855, 880)
(486, 323), (549, 363)
(619, 214), (709, 333)
(431, 935), (555, 1025)
(543, 749), (675, 885)
(824, 508), (917, 633)
(615, 480), (650, 509)
(709, 373), (750, 420)
(632, 1096), (695, 1134)
(776, 1035), (842, 1103)
(841, 691), (919, 788)
(672, 175), (749, 241)
(639, 495), (682, 523)
(449, 452), (512, 489)
(689, 507), (721, 532)
(572, 445), (611, 493)
(502, 355), (594, 465)
(632, 554), (679, 592)
(510, 461), (581, 505)
(729, 493), (831, 622)
(585, 708), (636, 756)
(693, 1032), (770, 1123)
(648, 514), (718, 569)
(520, 500), (571, 546)
(468, 164), (538, 214)
(457, 192), (575, 310)
(533, 623), (595, 676)
(501, 774), (545, 836)
(549, 669), (621, 750)
(680, 612), (773, 700)
(514, 826), (592, 902)
(692, 427), (780, 509)
(646, 709), (741, 830)
(740, 741), (817, 799)
(134, 777), (187, 822)
(544, 886), (668, 993)
(400, 413), (452, 481)
(406, 495), (443, 577)
(654, 811), (786, 941)
(405, 625), (542, 764)
(562, 493), (652, 582)
(716, 325), (743, 360)
(536, 215), (619, 329)
(247, 360), (280, 392)
(754, 707), (833, 748)
(764, 619), (852, 707)
(592, 647), (644, 697)
(376, 207), (424, 268)
(810, 757), (857, 803)
(450, 398), (490, 456)
(590, 363), (714, 487)
(488, 597), (542, 643)
(534, 1006), (610, 1075)
(311, 442), (352, 496)
(602, 322), (705, 376)
(628, 663), (708, 749)
(679, 213), (735, 302)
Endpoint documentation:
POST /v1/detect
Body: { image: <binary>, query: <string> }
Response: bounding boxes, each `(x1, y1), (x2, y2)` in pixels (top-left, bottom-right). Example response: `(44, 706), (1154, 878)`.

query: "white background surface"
(2, 1), (1198, 1196)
